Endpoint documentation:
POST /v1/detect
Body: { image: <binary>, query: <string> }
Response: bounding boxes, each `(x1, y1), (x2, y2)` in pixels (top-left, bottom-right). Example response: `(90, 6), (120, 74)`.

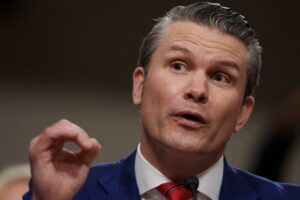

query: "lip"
(173, 110), (208, 129)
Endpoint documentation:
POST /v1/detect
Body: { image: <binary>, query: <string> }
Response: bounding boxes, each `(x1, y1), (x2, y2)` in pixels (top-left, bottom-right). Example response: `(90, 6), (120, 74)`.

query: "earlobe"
(132, 67), (145, 106)
(234, 96), (255, 133)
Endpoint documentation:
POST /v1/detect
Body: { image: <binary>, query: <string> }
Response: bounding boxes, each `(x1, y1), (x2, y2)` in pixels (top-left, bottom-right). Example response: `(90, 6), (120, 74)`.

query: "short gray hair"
(137, 2), (262, 98)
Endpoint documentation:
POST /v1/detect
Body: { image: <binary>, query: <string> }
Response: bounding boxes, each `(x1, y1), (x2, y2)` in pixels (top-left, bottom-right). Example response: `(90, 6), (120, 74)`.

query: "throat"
(140, 140), (218, 181)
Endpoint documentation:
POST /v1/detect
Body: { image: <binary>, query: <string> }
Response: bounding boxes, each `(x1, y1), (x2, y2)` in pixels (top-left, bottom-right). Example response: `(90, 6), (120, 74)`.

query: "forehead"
(156, 21), (248, 67)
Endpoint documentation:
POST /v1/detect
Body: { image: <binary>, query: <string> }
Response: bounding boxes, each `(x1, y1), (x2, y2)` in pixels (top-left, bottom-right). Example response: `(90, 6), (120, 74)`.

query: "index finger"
(33, 119), (95, 153)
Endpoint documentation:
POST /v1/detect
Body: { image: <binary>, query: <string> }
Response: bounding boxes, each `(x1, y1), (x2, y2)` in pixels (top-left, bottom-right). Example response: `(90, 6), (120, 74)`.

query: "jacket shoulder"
(231, 166), (300, 200)
(74, 160), (125, 198)
(74, 151), (138, 199)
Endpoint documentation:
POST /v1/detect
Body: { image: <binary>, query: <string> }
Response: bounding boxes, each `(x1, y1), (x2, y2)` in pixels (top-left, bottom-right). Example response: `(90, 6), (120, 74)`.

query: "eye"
(170, 62), (188, 72)
(211, 73), (230, 83)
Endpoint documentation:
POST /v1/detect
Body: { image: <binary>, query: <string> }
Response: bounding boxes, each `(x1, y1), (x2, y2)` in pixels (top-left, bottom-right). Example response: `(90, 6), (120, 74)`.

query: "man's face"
(133, 21), (254, 157)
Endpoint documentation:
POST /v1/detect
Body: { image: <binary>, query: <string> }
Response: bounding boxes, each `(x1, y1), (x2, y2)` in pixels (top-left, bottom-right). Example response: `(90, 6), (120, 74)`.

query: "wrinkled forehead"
(155, 21), (248, 67)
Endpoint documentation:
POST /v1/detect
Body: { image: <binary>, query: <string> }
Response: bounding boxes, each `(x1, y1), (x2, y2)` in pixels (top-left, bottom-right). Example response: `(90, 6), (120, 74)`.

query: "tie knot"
(157, 182), (192, 200)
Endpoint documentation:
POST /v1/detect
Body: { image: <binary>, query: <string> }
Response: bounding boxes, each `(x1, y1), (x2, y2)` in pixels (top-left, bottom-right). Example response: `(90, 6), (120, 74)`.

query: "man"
(23, 2), (300, 200)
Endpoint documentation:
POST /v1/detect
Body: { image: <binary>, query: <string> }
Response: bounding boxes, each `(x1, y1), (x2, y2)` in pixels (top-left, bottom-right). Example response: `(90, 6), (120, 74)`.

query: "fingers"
(29, 119), (101, 166)
(77, 138), (101, 166)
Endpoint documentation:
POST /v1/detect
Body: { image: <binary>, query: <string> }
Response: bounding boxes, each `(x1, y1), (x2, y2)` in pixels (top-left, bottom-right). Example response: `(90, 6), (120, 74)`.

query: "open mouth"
(174, 111), (207, 126)
(180, 114), (202, 123)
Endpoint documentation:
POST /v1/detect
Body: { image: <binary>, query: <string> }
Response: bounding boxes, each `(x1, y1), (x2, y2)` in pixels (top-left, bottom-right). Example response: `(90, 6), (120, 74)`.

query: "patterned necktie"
(157, 182), (193, 200)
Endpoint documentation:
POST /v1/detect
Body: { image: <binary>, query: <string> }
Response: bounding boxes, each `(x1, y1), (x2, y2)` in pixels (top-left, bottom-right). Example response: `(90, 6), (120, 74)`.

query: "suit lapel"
(94, 151), (140, 200)
(219, 158), (260, 200)
(91, 152), (262, 200)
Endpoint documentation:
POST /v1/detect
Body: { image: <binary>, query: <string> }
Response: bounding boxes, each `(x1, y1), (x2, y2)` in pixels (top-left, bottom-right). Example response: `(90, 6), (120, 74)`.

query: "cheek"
(210, 91), (243, 127)
(140, 72), (183, 128)
(140, 78), (166, 119)
(144, 72), (181, 105)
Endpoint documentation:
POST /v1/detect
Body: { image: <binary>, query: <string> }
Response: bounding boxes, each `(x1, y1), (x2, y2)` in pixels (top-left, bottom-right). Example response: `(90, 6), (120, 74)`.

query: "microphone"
(183, 175), (199, 200)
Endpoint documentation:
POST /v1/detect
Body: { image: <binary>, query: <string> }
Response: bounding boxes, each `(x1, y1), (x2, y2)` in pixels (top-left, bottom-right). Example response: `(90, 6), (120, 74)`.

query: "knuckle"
(29, 136), (39, 149)
(42, 127), (55, 139)
(28, 137), (39, 157)
(58, 118), (71, 125)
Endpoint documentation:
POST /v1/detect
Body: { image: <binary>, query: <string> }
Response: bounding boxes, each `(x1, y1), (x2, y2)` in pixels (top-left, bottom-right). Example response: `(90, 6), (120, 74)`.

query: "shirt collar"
(135, 143), (224, 200)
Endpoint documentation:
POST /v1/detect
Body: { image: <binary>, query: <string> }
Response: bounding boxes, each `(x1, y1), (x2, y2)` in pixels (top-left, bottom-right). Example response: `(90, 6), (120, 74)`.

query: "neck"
(140, 136), (223, 181)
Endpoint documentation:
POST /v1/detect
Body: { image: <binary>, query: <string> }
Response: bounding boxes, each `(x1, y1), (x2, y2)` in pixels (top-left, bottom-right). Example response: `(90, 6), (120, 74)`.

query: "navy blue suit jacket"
(23, 151), (300, 200)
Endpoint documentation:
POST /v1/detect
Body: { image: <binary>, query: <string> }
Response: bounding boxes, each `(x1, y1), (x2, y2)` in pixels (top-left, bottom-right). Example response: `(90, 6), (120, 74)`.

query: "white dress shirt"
(135, 144), (223, 200)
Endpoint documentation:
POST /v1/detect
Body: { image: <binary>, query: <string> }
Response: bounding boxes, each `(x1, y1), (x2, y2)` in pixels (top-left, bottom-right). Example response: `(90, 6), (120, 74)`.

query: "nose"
(184, 75), (208, 104)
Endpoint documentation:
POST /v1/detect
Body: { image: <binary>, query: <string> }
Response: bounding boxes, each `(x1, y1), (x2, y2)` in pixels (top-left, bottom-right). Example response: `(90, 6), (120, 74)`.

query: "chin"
(167, 139), (204, 154)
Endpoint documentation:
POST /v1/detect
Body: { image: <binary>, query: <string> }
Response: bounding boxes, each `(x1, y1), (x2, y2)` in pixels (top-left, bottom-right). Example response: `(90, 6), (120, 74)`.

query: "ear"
(233, 96), (255, 133)
(132, 67), (145, 106)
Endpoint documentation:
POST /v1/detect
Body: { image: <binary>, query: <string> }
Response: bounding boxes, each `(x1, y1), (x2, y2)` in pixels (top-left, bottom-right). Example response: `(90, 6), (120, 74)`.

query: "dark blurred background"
(0, 0), (299, 184)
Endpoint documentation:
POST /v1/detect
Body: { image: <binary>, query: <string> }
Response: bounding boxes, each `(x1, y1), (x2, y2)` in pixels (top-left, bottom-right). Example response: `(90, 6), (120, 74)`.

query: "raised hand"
(28, 119), (100, 200)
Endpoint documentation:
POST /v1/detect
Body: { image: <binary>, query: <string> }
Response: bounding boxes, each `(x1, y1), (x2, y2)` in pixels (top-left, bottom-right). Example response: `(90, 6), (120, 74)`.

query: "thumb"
(77, 138), (101, 166)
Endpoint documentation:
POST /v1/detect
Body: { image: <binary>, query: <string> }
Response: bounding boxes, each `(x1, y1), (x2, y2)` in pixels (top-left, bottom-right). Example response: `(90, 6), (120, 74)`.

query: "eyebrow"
(168, 45), (240, 71)
(168, 45), (191, 54)
(216, 60), (240, 71)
